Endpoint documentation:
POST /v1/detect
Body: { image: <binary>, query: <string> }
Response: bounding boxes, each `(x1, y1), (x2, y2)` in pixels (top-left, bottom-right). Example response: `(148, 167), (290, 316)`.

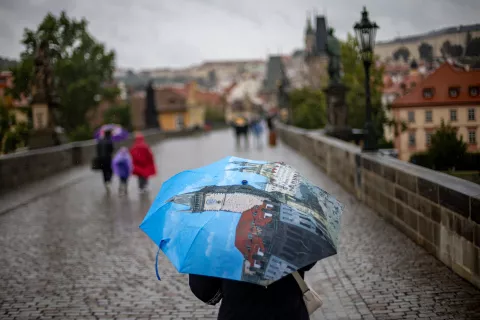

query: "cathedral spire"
(305, 12), (314, 35)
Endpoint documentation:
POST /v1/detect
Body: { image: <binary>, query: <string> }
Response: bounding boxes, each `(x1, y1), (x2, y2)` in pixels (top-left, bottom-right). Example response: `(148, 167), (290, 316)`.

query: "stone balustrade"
(278, 124), (480, 288)
(0, 128), (200, 195)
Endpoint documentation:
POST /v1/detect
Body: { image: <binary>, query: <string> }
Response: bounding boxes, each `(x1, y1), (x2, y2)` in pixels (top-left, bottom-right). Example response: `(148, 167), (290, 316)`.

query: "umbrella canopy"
(94, 124), (129, 142)
(140, 156), (344, 286)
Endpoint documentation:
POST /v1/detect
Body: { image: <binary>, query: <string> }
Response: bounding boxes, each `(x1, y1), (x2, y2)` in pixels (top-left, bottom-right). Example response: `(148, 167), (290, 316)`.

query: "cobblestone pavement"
(1, 130), (480, 320)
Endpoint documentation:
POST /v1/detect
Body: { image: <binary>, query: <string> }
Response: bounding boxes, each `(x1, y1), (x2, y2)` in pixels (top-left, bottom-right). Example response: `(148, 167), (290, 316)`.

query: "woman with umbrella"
(94, 124), (129, 192)
(189, 262), (316, 320)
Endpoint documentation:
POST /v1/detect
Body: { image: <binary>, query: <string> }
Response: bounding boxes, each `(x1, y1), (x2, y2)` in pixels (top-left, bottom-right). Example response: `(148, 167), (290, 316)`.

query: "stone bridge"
(0, 129), (479, 320)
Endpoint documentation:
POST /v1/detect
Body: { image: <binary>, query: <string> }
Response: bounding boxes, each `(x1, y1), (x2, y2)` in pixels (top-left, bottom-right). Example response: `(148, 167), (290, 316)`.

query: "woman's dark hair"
(104, 130), (112, 138)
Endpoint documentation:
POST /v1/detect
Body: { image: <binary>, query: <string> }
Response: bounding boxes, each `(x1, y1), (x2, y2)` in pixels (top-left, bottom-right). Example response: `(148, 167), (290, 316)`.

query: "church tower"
(304, 14), (316, 59)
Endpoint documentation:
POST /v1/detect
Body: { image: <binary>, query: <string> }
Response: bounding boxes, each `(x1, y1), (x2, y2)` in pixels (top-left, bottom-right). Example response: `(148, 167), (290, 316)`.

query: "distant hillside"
(0, 57), (17, 71)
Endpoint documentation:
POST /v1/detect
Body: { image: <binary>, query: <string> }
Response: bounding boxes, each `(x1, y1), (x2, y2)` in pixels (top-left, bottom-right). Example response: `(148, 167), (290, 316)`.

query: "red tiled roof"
(383, 72), (425, 95)
(158, 84), (223, 107)
(392, 63), (480, 108)
(195, 91), (222, 106)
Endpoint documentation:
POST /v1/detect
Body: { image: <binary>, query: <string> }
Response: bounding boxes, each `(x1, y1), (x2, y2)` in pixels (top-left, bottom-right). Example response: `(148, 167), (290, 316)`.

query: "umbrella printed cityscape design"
(141, 156), (344, 286)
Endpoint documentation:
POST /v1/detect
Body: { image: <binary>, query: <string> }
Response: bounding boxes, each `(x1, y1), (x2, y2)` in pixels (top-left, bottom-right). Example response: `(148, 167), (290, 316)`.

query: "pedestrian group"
(94, 131), (156, 195)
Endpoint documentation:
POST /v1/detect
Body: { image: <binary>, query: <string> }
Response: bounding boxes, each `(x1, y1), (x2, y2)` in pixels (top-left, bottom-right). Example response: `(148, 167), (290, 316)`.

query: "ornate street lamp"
(354, 6), (379, 151)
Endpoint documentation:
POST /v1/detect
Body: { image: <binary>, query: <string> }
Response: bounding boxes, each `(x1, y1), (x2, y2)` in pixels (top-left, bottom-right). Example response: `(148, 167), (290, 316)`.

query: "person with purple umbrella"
(112, 147), (133, 195)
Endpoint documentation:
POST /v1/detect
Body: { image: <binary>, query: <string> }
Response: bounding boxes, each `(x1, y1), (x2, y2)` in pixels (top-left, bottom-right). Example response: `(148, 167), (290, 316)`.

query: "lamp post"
(354, 6), (379, 152)
(276, 79), (291, 124)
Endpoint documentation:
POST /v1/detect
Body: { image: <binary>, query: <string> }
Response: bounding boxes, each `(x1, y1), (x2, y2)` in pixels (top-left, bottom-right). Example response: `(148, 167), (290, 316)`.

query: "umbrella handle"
(155, 239), (169, 281)
(155, 245), (162, 280)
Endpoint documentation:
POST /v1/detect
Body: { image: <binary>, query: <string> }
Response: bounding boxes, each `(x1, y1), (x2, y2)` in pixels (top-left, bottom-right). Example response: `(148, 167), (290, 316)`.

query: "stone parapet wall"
(0, 129), (200, 195)
(277, 124), (480, 288)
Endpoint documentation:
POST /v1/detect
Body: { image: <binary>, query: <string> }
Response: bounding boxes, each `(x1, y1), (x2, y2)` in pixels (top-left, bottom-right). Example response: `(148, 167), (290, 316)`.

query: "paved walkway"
(1, 130), (479, 320)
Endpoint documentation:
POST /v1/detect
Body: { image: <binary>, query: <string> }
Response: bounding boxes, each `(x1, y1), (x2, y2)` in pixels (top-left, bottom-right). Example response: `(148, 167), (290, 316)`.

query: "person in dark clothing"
(266, 115), (275, 132)
(266, 113), (277, 147)
(96, 130), (114, 191)
(232, 117), (249, 148)
(189, 262), (316, 320)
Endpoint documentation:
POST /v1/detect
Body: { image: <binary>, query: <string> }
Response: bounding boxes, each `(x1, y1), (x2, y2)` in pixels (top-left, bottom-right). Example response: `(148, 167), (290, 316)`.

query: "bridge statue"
(29, 40), (64, 149)
(324, 28), (352, 141)
(326, 28), (342, 86)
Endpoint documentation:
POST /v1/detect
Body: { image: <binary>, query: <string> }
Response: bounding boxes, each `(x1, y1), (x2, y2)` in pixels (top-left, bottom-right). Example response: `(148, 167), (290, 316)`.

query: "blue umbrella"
(140, 156), (344, 286)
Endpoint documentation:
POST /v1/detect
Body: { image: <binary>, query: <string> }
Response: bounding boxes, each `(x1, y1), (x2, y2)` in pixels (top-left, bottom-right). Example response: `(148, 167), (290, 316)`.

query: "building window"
(468, 130), (477, 145)
(423, 88), (434, 99)
(0, 78), (6, 85)
(426, 132), (432, 146)
(448, 87), (460, 98)
(425, 110), (432, 123)
(168, 98), (176, 104)
(175, 114), (185, 129)
(408, 111), (415, 123)
(468, 108), (476, 121)
(450, 109), (457, 121)
(469, 86), (479, 97)
(408, 132), (416, 147)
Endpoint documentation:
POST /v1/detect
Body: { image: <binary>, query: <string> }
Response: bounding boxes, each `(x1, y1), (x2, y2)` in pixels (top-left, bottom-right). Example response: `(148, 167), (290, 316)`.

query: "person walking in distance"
(250, 117), (264, 148)
(96, 130), (114, 192)
(233, 116), (249, 148)
(112, 147), (133, 195)
(130, 132), (156, 193)
(266, 111), (277, 147)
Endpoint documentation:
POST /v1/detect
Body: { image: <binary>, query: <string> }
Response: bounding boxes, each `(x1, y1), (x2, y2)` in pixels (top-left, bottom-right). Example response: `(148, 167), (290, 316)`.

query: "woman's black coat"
(189, 263), (315, 320)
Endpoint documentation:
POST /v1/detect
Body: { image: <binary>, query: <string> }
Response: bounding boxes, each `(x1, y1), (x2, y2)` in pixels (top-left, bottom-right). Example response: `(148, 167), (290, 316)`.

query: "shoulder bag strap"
(292, 271), (309, 294)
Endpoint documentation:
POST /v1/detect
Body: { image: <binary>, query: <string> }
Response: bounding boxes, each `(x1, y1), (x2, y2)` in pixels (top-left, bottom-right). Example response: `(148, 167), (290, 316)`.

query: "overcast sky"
(0, 0), (478, 70)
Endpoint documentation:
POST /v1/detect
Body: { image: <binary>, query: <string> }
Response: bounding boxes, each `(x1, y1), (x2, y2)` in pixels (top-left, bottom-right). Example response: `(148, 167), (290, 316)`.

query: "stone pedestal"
(29, 102), (65, 149)
(29, 128), (60, 149)
(324, 84), (352, 141)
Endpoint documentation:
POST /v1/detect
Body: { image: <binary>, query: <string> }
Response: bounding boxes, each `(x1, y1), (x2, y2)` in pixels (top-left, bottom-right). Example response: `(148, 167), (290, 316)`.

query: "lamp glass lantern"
(353, 6), (379, 63)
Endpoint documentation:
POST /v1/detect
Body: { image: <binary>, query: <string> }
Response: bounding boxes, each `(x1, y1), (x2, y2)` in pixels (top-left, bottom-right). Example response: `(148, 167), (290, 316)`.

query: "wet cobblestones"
(1, 130), (479, 319)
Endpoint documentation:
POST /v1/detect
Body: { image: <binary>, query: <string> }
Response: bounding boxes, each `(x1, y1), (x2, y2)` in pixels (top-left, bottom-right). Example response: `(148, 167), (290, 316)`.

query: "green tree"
(205, 107), (225, 124)
(103, 104), (132, 130)
(288, 88), (327, 129)
(0, 100), (11, 146)
(428, 120), (467, 170)
(341, 34), (384, 140)
(8, 11), (116, 134)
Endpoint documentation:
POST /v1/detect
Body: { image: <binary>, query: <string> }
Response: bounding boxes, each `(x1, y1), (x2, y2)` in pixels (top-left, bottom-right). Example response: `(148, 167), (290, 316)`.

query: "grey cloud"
(0, 0), (478, 69)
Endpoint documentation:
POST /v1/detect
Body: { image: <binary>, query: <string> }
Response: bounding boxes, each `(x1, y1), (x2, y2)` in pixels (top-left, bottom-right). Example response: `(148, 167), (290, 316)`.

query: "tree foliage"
(0, 100), (29, 154)
(393, 47), (410, 62)
(418, 43), (434, 62)
(103, 104), (132, 130)
(8, 11), (116, 133)
(0, 57), (17, 71)
(205, 107), (225, 124)
(288, 88), (327, 129)
(341, 34), (384, 138)
(428, 120), (467, 170)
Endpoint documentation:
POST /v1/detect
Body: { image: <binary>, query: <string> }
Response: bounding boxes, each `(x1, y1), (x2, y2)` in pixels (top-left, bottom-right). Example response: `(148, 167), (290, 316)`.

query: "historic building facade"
(391, 62), (480, 161)
(375, 24), (480, 65)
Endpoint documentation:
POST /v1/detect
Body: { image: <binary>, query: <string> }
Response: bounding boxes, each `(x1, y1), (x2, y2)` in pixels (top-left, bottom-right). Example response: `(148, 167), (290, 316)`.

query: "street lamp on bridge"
(354, 6), (379, 152)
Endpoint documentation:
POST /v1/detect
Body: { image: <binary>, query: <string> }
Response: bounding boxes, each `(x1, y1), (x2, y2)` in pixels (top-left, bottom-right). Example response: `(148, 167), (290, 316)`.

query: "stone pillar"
(28, 41), (65, 149)
(324, 83), (352, 141)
